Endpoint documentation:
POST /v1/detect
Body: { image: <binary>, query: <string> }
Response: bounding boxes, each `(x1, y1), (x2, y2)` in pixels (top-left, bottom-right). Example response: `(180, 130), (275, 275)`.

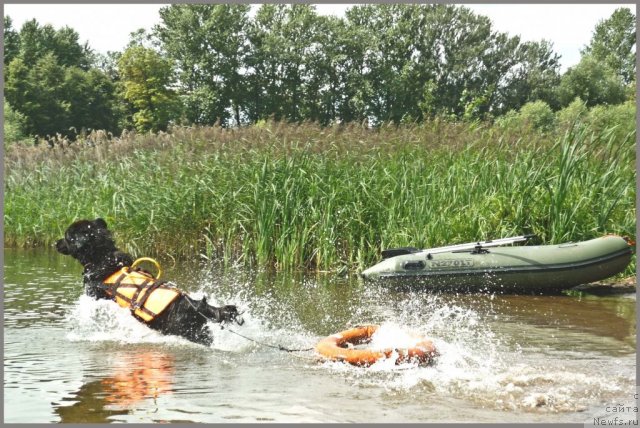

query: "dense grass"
(4, 120), (636, 274)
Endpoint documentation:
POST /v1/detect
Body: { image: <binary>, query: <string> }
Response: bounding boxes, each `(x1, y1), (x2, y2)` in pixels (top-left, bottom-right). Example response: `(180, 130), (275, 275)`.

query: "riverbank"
(4, 120), (636, 274)
(570, 276), (637, 296)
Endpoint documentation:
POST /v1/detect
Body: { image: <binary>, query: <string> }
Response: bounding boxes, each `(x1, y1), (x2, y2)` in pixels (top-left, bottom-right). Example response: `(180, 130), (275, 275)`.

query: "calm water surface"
(4, 248), (636, 423)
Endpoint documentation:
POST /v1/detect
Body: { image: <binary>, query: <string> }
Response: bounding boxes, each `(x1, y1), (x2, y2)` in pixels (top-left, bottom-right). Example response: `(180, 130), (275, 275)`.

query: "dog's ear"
(93, 218), (108, 229)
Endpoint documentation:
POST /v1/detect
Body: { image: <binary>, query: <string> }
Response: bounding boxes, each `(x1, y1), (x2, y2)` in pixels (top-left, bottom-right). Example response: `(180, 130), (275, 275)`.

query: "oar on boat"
(381, 234), (536, 259)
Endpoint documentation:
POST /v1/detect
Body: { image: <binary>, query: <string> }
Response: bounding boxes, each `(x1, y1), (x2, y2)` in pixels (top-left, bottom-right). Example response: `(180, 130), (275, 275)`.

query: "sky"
(3, 3), (633, 72)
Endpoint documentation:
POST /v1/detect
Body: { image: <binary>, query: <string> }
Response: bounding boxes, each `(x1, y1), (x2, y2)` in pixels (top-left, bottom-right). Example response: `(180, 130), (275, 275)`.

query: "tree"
(155, 4), (251, 126)
(247, 5), (331, 123)
(422, 5), (500, 120)
(555, 97), (588, 127)
(344, 5), (561, 123)
(557, 55), (626, 107)
(294, 12), (341, 124)
(6, 54), (121, 138)
(149, 4), (569, 125)
(117, 45), (181, 132)
(5, 53), (68, 137)
(4, 18), (120, 138)
(517, 100), (555, 131)
(247, 5), (298, 122)
(495, 100), (555, 132)
(64, 67), (119, 133)
(497, 40), (562, 113)
(331, 15), (372, 123)
(4, 100), (28, 144)
(304, 14), (372, 125)
(346, 4), (435, 123)
(3, 16), (20, 66)
(246, 4), (291, 122)
(14, 19), (91, 69)
(582, 7), (635, 84)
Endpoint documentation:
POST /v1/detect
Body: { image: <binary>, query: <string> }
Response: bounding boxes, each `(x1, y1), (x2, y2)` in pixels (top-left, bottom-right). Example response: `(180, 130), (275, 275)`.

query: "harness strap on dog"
(130, 279), (153, 310)
(102, 267), (181, 323)
(133, 280), (169, 310)
(102, 272), (128, 298)
(125, 280), (176, 318)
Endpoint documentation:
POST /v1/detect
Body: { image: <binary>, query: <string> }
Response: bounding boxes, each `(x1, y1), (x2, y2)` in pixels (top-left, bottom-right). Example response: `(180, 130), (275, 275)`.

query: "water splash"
(306, 289), (634, 414)
(65, 295), (181, 345)
(63, 276), (316, 354)
(63, 269), (635, 415)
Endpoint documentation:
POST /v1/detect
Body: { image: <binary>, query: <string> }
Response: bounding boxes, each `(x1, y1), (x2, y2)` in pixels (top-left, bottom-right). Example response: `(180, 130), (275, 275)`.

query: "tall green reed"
(4, 120), (635, 274)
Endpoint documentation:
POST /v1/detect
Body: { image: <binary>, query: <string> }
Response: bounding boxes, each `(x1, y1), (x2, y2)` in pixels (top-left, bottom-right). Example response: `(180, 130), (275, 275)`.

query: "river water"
(4, 248), (636, 423)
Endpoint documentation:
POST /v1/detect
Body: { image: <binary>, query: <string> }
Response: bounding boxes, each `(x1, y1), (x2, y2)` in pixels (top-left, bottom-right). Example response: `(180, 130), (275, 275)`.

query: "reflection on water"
(4, 248), (636, 423)
(55, 349), (174, 423)
(55, 380), (130, 423)
(101, 351), (174, 408)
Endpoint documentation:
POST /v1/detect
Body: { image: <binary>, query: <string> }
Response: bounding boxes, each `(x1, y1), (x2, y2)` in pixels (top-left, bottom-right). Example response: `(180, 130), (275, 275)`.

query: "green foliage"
(495, 100), (555, 132)
(5, 53), (68, 137)
(5, 54), (120, 138)
(117, 45), (181, 133)
(155, 4), (251, 126)
(343, 5), (562, 123)
(582, 7), (636, 84)
(586, 100), (636, 142)
(556, 97), (588, 128)
(3, 100), (29, 145)
(493, 109), (520, 130)
(64, 67), (120, 133)
(3, 19), (120, 139)
(13, 19), (91, 69)
(246, 5), (330, 123)
(151, 4), (564, 126)
(557, 55), (626, 107)
(499, 40), (562, 112)
(624, 80), (636, 101)
(554, 98), (635, 144)
(518, 100), (555, 132)
(2, 6), (635, 138)
(462, 87), (494, 121)
(3, 17), (20, 66)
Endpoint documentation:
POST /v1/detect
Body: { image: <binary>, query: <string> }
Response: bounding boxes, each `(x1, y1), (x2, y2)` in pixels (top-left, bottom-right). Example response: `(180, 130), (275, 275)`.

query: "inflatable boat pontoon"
(360, 235), (633, 292)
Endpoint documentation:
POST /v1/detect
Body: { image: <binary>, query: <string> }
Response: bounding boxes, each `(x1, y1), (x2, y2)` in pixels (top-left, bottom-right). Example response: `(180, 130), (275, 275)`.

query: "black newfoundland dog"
(56, 218), (241, 345)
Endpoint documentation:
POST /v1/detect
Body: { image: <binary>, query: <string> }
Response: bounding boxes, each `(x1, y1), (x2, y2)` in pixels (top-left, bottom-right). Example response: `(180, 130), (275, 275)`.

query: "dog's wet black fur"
(56, 218), (240, 346)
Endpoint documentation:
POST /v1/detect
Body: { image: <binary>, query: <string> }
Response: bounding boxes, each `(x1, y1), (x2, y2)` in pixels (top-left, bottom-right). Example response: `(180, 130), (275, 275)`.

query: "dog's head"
(56, 218), (115, 260)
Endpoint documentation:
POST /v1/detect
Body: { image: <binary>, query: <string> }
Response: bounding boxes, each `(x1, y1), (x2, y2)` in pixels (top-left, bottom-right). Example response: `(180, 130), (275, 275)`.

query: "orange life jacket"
(103, 267), (181, 323)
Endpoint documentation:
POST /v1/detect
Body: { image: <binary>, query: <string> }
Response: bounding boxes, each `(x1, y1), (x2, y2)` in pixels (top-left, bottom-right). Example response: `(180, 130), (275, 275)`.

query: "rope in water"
(221, 325), (314, 353)
(185, 296), (313, 353)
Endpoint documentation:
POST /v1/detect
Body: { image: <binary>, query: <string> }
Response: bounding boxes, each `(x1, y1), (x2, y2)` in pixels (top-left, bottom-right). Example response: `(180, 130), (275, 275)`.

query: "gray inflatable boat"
(361, 235), (633, 292)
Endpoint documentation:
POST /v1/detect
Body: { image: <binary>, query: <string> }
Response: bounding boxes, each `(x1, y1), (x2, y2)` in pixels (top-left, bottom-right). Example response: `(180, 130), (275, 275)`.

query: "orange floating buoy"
(315, 325), (436, 366)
